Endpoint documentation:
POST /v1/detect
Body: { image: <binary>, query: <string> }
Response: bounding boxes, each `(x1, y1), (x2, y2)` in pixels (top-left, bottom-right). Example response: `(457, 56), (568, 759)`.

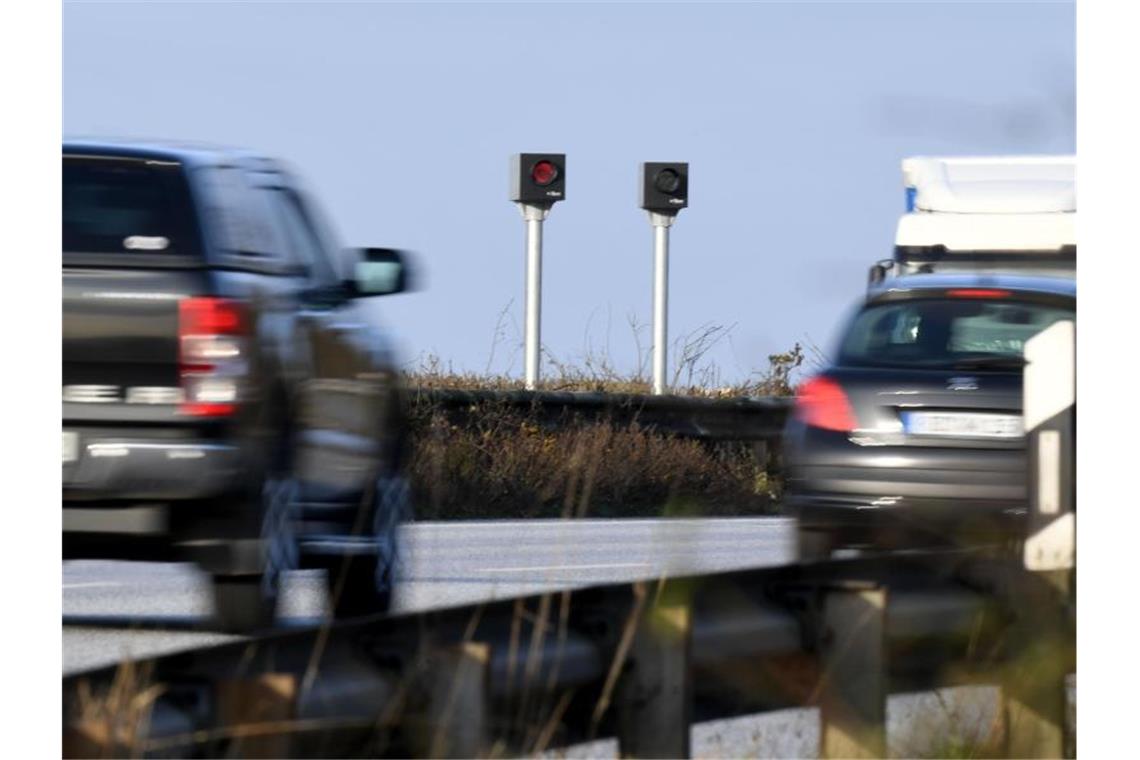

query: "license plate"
(903, 411), (1022, 439)
(63, 431), (79, 464)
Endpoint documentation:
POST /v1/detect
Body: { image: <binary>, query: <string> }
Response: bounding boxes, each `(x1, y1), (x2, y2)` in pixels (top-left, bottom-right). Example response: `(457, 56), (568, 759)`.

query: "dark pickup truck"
(63, 139), (413, 630)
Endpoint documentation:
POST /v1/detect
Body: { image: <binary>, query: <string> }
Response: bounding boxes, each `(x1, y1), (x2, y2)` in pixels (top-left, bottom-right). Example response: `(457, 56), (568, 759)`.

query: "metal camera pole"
(520, 203), (549, 390)
(639, 162), (688, 396)
(649, 212), (674, 395)
(509, 153), (566, 391)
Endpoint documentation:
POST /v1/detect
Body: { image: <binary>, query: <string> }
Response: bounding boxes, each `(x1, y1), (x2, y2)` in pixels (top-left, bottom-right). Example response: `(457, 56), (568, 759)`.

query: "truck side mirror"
(346, 248), (415, 297)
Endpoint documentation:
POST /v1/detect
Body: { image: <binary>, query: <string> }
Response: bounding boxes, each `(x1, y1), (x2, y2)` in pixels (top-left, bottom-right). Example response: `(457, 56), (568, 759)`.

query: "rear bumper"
(61, 517), (265, 574)
(62, 430), (261, 573)
(783, 425), (1028, 543)
(63, 432), (243, 502)
(786, 492), (1028, 538)
(63, 505), (170, 535)
(786, 461), (1025, 503)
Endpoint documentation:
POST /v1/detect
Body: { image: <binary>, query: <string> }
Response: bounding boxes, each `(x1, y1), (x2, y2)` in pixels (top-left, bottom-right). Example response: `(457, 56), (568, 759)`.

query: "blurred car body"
(784, 274), (1075, 559)
(62, 139), (412, 629)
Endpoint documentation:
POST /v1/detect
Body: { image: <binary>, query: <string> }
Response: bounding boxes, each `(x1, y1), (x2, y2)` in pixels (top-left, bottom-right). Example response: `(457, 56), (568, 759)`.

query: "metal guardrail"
(410, 388), (794, 443)
(62, 548), (1074, 758)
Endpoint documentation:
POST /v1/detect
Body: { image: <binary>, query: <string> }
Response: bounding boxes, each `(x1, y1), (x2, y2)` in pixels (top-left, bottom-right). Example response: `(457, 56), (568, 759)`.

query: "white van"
(870, 155), (1075, 283)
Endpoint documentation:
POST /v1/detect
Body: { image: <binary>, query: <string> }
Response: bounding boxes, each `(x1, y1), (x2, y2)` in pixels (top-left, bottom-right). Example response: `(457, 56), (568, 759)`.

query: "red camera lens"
(531, 160), (559, 186)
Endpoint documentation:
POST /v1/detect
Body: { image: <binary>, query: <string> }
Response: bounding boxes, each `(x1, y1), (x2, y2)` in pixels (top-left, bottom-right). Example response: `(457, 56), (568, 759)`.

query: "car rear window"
(838, 297), (1074, 369)
(63, 156), (200, 256)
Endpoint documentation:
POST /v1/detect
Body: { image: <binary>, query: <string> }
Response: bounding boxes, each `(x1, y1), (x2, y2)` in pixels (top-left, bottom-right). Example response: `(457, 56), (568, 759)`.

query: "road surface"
(64, 517), (796, 674)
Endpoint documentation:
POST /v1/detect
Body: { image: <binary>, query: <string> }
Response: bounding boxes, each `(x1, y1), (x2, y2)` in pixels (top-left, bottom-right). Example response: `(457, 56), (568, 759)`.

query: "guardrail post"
(1005, 663), (1068, 759)
(818, 585), (887, 759)
(414, 642), (491, 759)
(1000, 575), (1072, 759)
(616, 602), (693, 758)
(1022, 320), (1076, 584)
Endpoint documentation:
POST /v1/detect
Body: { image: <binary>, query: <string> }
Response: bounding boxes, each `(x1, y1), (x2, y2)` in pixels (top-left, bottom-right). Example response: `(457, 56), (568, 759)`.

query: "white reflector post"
(1022, 320), (1075, 571)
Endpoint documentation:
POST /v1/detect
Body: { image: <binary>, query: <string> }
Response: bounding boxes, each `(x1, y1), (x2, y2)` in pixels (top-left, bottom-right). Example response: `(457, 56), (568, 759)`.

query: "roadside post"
(510, 153), (566, 390)
(1022, 319), (1076, 578)
(818, 584), (888, 759)
(616, 597), (693, 758)
(1003, 319), (1075, 758)
(639, 162), (688, 395)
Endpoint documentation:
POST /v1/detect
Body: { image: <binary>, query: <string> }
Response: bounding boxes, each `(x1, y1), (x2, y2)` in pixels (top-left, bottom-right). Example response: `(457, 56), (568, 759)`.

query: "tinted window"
(838, 298), (1073, 368)
(196, 166), (288, 260)
(267, 189), (339, 286)
(63, 157), (199, 255)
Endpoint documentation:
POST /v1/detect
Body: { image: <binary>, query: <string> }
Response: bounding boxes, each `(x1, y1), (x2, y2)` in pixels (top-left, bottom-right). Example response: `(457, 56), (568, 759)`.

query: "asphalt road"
(63, 516), (797, 675)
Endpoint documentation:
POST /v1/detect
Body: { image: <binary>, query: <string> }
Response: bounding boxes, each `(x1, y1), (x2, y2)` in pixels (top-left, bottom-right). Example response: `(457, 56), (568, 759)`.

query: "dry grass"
(64, 660), (161, 758)
(402, 341), (802, 520)
(407, 407), (776, 520)
(407, 339), (804, 398)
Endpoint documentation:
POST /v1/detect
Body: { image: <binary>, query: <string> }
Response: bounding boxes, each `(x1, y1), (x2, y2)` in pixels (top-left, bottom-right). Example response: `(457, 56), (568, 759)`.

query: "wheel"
(796, 526), (836, 563)
(323, 474), (410, 619)
(211, 475), (298, 632)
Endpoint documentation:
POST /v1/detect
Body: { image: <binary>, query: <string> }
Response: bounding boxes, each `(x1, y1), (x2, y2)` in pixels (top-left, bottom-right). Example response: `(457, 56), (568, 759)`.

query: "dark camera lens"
(654, 169), (681, 194)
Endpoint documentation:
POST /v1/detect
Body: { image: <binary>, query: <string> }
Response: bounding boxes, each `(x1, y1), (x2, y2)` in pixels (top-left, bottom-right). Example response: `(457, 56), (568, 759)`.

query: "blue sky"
(64, 1), (1075, 385)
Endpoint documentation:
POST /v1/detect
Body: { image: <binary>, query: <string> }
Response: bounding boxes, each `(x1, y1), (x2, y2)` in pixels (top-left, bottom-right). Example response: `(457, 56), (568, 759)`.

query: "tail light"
(794, 376), (858, 432)
(178, 297), (248, 417)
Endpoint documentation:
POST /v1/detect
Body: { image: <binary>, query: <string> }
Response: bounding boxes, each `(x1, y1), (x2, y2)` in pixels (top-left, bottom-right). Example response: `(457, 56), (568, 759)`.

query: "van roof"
(895, 155), (1076, 255)
(895, 212), (1075, 252)
(902, 155), (1075, 214)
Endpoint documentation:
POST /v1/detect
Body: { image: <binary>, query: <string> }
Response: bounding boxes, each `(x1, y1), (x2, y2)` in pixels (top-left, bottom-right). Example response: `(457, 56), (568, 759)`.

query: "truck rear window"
(838, 298), (1073, 369)
(63, 156), (200, 256)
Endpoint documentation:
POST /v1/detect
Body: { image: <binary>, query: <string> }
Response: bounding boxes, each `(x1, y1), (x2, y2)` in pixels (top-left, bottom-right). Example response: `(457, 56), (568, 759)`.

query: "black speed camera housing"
(640, 162), (688, 214)
(510, 153), (566, 206)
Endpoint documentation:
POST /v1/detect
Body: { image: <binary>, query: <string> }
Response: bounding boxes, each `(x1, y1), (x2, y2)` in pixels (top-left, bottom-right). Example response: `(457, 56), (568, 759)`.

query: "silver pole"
(650, 212), (674, 395)
(521, 204), (549, 390)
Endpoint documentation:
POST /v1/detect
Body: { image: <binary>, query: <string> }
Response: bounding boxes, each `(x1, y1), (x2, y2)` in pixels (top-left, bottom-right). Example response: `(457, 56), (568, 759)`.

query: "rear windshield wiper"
(950, 355), (1028, 370)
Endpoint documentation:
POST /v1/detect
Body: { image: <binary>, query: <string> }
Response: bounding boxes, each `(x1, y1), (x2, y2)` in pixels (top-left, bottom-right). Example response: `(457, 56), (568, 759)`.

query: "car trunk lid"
(830, 366), (1023, 449)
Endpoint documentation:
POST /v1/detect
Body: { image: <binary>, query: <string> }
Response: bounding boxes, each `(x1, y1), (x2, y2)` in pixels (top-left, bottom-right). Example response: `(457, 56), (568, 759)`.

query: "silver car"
(783, 273), (1075, 560)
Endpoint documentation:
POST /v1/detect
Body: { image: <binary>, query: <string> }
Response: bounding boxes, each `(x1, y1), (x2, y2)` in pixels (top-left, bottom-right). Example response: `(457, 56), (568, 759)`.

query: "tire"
(324, 474), (410, 619)
(796, 526), (836, 563)
(211, 476), (297, 632)
(212, 575), (277, 632)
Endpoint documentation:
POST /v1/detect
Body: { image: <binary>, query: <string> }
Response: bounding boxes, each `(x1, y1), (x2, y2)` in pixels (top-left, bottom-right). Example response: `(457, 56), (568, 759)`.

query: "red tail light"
(794, 376), (858, 432)
(946, 288), (1011, 299)
(178, 297), (248, 417)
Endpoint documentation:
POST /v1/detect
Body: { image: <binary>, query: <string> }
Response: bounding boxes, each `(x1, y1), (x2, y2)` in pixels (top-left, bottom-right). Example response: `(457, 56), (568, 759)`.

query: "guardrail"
(411, 388), (794, 443)
(62, 548), (1074, 759)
